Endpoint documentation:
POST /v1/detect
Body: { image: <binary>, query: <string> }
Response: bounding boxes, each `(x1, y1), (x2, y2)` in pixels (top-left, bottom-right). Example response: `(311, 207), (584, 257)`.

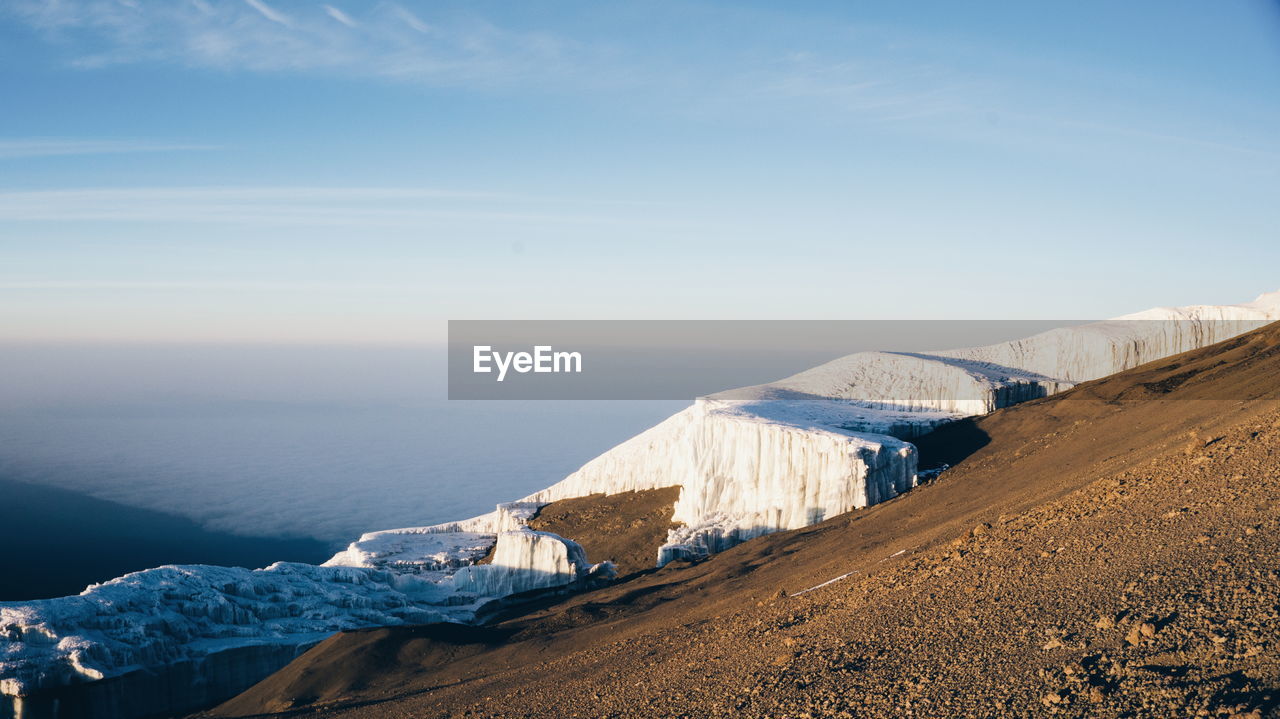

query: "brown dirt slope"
(527, 487), (681, 577)
(209, 321), (1280, 719)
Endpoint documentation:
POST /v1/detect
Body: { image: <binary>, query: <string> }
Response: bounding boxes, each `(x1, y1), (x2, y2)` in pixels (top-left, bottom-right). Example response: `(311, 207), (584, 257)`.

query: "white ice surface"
(519, 400), (918, 564)
(722, 291), (1280, 414)
(453, 529), (612, 598)
(2, 562), (448, 696)
(1, 523), (597, 695)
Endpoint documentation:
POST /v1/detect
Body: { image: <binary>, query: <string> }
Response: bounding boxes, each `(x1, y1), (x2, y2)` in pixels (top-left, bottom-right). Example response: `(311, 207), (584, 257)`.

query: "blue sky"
(1, 0), (1278, 342)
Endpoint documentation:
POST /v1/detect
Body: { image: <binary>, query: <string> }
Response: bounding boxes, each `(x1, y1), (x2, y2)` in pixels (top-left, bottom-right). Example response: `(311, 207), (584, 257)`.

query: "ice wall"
(453, 530), (611, 597)
(322, 502), (542, 572)
(518, 401), (917, 563)
(2, 641), (321, 719)
(0, 522), (602, 717)
(1, 563), (449, 699)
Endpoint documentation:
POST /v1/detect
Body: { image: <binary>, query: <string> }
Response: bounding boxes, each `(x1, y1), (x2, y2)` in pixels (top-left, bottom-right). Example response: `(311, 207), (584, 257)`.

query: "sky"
(1, 0), (1278, 343)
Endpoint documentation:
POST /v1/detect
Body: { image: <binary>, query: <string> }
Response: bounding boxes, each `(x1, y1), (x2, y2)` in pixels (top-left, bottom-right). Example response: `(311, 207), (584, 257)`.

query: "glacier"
(0, 520), (610, 718)
(513, 292), (1280, 563)
(4, 290), (1280, 718)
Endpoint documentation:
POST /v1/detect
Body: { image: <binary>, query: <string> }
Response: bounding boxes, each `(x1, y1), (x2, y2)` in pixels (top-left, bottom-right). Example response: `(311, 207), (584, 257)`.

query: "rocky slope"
(212, 319), (1280, 718)
(525, 488), (681, 577)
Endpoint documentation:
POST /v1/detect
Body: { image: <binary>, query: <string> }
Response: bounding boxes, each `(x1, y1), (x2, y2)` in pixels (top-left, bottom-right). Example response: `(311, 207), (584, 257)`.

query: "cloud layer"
(6, 1), (975, 125)
(0, 138), (215, 158)
(9, 0), (583, 87)
(0, 186), (649, 227)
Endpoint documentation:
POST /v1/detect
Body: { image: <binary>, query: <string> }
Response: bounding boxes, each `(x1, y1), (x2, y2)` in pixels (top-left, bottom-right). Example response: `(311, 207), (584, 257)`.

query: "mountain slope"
(14, 297), (1279, 719)
(211, 321), (1280, 718)
(326, 292), (1280, 578)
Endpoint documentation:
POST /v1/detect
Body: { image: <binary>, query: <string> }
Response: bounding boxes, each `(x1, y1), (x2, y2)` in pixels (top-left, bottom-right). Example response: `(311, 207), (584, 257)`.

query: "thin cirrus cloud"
(0, 138), (217, 159)
(243, 0), (292, 26)
(323, 5), (357, 29)
(7, 0), (584, 85)
(714, 53), (978, 124)
(0, 279), (426, 293)
(0, 186), (654, 228)
(8, 1), (1253, 158)
(4, 0), (967, 123)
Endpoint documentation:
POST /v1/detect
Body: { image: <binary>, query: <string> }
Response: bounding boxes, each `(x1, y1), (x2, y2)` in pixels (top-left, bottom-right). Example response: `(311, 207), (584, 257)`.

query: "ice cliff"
(518, 400), (918, 564)
(4, 290), (1279, 718)
(512, 291), (1280, 563)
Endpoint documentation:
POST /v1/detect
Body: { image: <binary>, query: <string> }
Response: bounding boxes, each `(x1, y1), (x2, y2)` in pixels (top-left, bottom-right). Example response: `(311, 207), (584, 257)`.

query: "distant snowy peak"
(718, 290), (1280, 415)
(718, 350), (1065, 416)
(1116, 289), (1280, 320)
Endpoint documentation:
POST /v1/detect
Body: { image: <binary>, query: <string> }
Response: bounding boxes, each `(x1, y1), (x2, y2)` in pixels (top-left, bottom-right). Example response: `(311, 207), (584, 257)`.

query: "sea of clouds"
(0, 344), (685, 546)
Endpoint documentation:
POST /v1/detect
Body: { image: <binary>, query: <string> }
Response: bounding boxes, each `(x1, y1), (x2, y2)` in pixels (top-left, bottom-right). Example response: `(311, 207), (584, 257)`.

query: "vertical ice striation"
(518, 401), (917, 563)
(320, 502), (545, 572)
(1, 515), (604, 716)
(0, 563), (456, 701)
(452, 529), (612, 597)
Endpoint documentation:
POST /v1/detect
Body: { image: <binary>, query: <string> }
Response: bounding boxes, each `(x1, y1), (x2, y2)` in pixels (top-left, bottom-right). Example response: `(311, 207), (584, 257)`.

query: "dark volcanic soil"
(209, 323), (1280, 719)
(528, 487), (681, 577)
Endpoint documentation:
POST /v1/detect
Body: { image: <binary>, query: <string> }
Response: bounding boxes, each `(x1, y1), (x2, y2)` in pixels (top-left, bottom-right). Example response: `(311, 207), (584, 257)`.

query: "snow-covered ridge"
(4, 291), (1279, 717)
(720, 291), (1280, 414)
(507, 291), (1280, 562)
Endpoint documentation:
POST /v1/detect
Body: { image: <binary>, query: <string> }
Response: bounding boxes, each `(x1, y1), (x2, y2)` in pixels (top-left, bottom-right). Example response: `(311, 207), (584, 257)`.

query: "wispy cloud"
(726, 52), (979, 123)
(323, 5), (356, 29)
(243, 0), (290, 27)
(4, 1), (990, 126)
(1047, 115), (1280, 164)
(0, 138), (216, 159)
(0, 186), (655, 228)
(5, 1), (964, 119)
(10, 0), (1263, 165)
(7, 0), (585, 86)
(0, 279), (423, 293)
(389, 5), (430, 34)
